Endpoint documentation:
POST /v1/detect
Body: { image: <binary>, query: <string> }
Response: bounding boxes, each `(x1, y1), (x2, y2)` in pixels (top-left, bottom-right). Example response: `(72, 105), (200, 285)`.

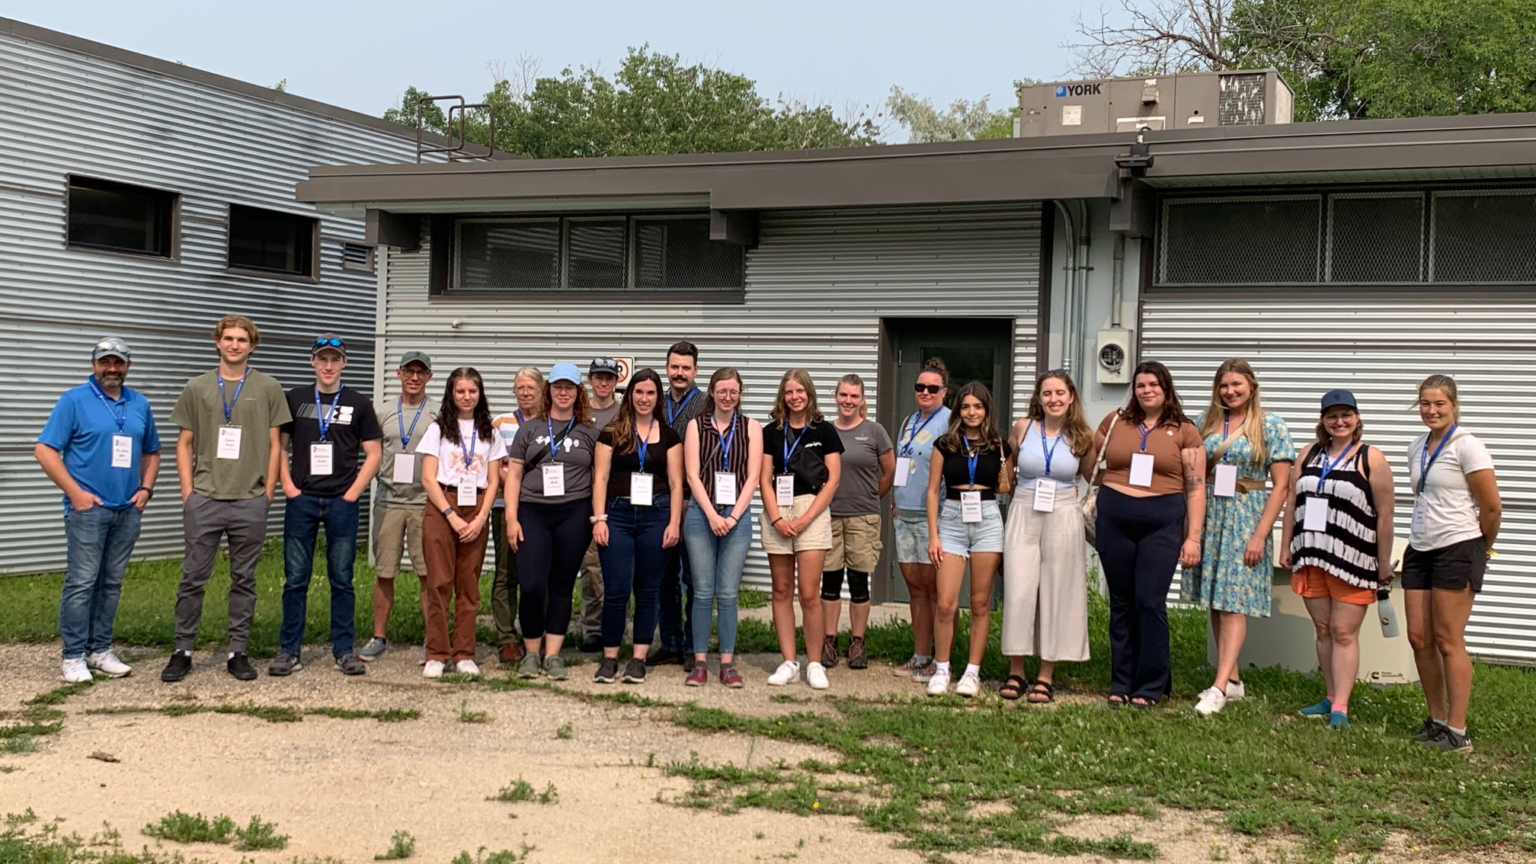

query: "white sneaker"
(61, 657), (92, 684)
(1225, 680), (1246, 701)
(766, 660), (801, 686)
(926, 666), (952, 697)
(955, 668), (982, 697)
(423, 660), (446, 679)
(456, 659), (481, 677)
(805, 662), (829, 690)
(87, 650), (131, 678)
(1195, 686), (1227, 717)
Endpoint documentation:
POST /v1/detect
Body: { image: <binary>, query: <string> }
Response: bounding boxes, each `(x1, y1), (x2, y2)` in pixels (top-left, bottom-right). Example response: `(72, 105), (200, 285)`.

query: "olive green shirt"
(375, 394), (440, 507)
(170, 368), (291, 500)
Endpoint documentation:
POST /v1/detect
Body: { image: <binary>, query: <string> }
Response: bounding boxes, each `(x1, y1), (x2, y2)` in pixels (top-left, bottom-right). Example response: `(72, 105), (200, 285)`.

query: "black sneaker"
(622, 659), (647, 684)
(334, 654), (366, 676)
(1423, 726), (1474, 754)
(593, 657), (619, 684)
(1414, 717), (1446, 742)
(579, 633), (604, 653)
(265, 652), (301, 677)
(161, 651), (193, 683)
(684, 654), (697, 674)
(646, 649), (683, 667)
(227, 652), (258, 681)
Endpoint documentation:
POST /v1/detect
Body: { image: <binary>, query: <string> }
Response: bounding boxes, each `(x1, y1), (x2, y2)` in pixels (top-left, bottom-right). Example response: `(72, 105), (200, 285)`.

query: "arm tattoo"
(1182, 451), (1200, 490)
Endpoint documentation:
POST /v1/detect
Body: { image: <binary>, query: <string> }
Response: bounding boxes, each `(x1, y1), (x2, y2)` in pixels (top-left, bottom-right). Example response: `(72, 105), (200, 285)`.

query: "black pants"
(1095, 487), (1184, 701)
(516, 499), (593, 641)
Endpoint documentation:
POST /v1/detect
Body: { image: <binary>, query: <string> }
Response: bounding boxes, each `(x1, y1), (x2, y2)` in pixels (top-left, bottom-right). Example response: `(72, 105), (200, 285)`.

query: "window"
(1328, 193), (1425, 283)
(1431, 191), (1536, 283)
(634, 217), (745, 289)
(66, 176), (177, 258)
(1160, 196), (1320, 285)
(341, 243), (375, 273)
(567, 219), (627, 288)
(458, 220), (560, 289)
(227, 205), (317, 277)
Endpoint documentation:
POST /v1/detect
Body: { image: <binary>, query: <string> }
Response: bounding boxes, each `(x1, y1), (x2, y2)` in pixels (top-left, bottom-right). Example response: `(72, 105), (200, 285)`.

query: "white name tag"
(310, 443), (334, 476)
(714, 472), (737, 506)
(1411, 498), (1427, 535)
(1032, 478), (1056, 512)
(775, 474), (795, 508)
(457, 482), (478, 507)
(893, 457), (911, 487)
(1129, 452), (1155, 487)
(1304, 497), (1328, 532)
(217, 425), (242, 460)
(630, 472), (654, 506)
(111, 434), (133, 469)
(392, 453), (415, 484)
(542, 463), (566, 497)
(1213, 463), (1238, 498)
(961, 490), (983, 523)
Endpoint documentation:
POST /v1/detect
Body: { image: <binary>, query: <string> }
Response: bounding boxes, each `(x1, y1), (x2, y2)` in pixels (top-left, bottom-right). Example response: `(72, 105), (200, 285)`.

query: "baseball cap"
(311, 333), (347, 358)
(589, 356), (620, 377)
(1320, 389), (1357, 412)
(398, 350), (432, 371)
(92, 337), (131, 362)
(549, 362), (582, 385)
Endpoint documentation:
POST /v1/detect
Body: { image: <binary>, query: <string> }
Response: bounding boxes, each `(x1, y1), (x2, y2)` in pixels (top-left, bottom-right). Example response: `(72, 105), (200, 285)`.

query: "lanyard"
(716, 412), (737, 470)
(547, 416), (576, 460)
(87, 378), (127, 432)
(1138, 420), (1160, 452)
(782, 424), (805, 471)
(459, 421), (476, 473)
(962, 436), (979, 486)
(1318, 442), (1356, 485)
(899, 409), (941, 457)
(218, 368), (248, 425)
(397, 397), (426, 448)
(637, 417), (653, 469)
(515, 409), (526, 424)
(315, 386), (343, 441)
(666, 388), (697, 426)
(1036, 421), (1062, 477)
(1418, 423), (1457, 494)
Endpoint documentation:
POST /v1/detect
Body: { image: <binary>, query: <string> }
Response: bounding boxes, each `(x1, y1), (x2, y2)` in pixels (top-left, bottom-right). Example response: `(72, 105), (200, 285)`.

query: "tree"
(384, 46), (880, 158)
(886, 84), (1035, 143)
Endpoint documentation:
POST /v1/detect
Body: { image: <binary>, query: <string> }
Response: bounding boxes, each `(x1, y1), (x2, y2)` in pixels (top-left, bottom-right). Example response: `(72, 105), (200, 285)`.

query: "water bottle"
(1377, 586), (1401, 638)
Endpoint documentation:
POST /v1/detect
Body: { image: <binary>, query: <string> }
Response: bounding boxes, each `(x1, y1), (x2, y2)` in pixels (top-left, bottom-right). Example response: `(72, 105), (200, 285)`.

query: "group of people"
(36, 319), (1501, 753)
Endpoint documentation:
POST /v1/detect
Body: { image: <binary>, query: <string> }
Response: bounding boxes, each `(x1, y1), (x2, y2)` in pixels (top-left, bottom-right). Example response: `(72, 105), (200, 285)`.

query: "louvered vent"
(341, 242), (375, 273)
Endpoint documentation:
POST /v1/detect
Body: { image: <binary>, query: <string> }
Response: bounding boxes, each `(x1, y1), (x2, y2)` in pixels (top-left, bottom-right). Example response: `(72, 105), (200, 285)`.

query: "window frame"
(64, 174), (180, 261)
(224, 203), (321, 281)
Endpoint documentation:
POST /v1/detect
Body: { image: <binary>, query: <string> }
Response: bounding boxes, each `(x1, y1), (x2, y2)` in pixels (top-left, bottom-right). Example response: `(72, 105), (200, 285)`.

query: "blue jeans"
(658, 512), (694, 652)
(685, 501), (753, 656)
(280, 493), (360, 658)
(60, 505), (142, 659)
(596, 496), (672, 648)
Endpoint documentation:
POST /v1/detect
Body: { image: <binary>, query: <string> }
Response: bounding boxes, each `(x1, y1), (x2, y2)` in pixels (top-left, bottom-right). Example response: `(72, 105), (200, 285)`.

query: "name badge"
(893, 457), (911, 487)
(1213, 463), (1238, 498)
(1303, 497), (1328, 532)
(542, 463), (566, 497)
(1032, 478), (1056, 513)
(457, 482), (478, 507)
(1129, 452), (1155, 487)
(1411, 498), (1427, 535)
(310, 443), (334, 476)
(217, 425), (242, 460)
(630, 472), (654, 506)
(960, 490), (983, 523)
(392, 453), (415, 484)
(714, 472), (737, 506)
(775, 474), (795, 508)
(111, 434), (133, 469)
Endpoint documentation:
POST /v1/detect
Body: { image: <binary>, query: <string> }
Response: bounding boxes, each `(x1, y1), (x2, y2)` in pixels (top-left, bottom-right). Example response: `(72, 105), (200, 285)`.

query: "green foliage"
(488, 778), (559, 805)
(451, 846), (534, 864)
(457, 700), (490, 724)
(142, 810), (235, 844)
(375, 830), (417, 860)
(232, 816), (288, 851)
(886, 81), (1037, 143)
(554, 723), (572, 740)
(736, 587), (769, 610)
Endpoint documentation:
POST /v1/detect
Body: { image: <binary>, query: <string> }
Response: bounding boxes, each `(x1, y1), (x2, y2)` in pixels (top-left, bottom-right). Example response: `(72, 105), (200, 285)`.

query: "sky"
(4, 0), (1087, 141)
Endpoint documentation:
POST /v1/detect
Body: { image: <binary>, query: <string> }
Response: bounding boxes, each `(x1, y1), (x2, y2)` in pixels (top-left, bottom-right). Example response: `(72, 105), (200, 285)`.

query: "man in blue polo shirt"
(35, 337), (162, 683)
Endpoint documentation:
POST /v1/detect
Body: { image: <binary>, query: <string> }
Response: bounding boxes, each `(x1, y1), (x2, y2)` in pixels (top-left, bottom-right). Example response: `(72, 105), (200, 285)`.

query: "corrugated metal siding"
(0, 33), (426, 574)
(381, 204), (1042, 588)
(1142, 296), (1536, 663)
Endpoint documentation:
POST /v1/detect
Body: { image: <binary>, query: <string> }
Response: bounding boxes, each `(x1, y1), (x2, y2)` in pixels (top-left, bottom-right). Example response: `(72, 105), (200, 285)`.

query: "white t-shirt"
(1407, 430), (1493, 551)
(415, 419), (508, 489)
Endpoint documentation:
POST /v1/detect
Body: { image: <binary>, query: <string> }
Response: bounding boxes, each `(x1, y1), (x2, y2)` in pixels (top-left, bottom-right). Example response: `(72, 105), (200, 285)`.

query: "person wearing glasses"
(891, 358), (951, 682)
(360, 351), (437, 661)
(490, 367), (544, 666)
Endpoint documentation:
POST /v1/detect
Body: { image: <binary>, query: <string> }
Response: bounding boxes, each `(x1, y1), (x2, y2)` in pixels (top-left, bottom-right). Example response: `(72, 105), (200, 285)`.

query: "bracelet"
(590, 514), (608, 524)
(137, 486), (154, 500)
(770, 516), (782, 525)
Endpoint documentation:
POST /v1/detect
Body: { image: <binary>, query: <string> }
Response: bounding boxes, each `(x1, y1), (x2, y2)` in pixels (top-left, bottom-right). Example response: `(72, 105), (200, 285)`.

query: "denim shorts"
(938, 500), (1004, 557)
(894, 511), (930, 564)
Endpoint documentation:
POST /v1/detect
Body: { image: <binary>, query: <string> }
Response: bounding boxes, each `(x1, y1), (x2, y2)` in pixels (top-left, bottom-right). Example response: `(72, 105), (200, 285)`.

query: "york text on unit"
(1055, 83), (1102, 97)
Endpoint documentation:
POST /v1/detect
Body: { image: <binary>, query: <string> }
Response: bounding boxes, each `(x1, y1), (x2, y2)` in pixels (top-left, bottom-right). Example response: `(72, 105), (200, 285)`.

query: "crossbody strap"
(1087, 413), (1117, 486)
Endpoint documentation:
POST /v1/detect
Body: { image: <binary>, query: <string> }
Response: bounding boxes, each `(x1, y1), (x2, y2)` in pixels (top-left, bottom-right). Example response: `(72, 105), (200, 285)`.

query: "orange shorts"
(1290, 565), (1375, 606)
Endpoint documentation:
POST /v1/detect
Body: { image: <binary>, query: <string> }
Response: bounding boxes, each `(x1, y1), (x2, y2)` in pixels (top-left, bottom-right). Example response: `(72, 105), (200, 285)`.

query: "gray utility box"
(1018, 70), (1293, 137)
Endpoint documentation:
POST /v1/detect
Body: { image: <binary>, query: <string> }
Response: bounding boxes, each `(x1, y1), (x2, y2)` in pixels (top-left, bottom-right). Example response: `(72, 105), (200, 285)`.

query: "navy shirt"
(37, 378), (161, 512)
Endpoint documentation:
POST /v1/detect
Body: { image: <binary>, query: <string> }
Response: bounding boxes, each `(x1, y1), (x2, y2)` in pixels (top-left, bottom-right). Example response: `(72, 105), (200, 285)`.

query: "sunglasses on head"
(313, 337), (344, 350)
(914, 383), (944, 395)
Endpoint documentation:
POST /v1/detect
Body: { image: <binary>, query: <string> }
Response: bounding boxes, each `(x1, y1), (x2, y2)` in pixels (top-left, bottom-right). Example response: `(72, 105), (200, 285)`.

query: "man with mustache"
(36, 337), (162, 682)
(650, 341), (705, 668)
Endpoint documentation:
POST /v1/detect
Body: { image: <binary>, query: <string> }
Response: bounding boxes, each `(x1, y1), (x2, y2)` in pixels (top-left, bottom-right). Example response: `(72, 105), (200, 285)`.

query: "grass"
(457, 700), (490, 724)
(488, 778), (558, 805)
(231, 815), (288, 851)
(84, 703), (420, 724)
(375, 829), (417, 860)
(140, 811), (286, 851)
(451, 846), (534, 864)
(554, 722), (572, 740)
(3, 812), (181, 864)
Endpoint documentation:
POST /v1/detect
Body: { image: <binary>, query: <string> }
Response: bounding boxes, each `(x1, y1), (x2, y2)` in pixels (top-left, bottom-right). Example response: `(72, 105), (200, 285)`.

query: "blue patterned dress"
(1181, 412), (1296, 616)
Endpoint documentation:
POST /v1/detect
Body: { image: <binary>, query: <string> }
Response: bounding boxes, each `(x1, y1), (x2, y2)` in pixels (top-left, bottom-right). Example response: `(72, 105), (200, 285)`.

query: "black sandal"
(1026, 680), (1055, 704)
(999, 674), (1028, 700)
(1130, 696), (1160, 710)
(1107, 693), (1128, 709)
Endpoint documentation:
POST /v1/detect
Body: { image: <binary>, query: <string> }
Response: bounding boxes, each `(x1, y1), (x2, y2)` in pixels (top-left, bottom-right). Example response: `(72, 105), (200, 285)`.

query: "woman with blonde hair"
(489, 366), (545, 665)
(821, 373), (894, 670)
(1185, 359), (1296, 717)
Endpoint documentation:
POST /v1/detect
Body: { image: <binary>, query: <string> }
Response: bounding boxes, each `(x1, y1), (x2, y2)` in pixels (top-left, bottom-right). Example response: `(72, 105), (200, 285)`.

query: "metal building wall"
(0, 31), (425, 574)
(1142, 297), (1536, 663)
(380, 204), (1043, 589)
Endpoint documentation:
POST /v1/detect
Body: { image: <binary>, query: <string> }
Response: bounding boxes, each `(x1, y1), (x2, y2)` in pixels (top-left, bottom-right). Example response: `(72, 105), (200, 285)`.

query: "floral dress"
(1181, 412), (1295, 617)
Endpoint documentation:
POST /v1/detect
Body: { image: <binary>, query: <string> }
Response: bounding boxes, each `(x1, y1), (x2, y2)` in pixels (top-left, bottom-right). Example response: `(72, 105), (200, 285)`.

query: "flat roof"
(295, 111), (1536, 213)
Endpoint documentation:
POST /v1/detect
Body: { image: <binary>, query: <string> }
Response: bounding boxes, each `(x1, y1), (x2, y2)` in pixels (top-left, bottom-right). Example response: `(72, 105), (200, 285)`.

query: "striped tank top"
(694, 412), (750, 504)
(1290, 443), (1380, 588)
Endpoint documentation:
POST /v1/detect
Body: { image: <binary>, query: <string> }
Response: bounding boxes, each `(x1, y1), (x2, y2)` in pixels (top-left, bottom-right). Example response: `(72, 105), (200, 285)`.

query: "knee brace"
(847, 569), (871, 604)
(821, 569), (845, 601)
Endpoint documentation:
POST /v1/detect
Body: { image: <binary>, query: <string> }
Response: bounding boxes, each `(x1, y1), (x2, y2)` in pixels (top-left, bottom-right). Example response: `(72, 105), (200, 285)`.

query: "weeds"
(375, 829), (417, 860)
(232, 815), (288, 851)
(142, 810), (235, 844)
(86, 703), (419, 724)
(23, 681), (93, 706)
(489, 778), (558, 805)
(554, 723), (572, 740)
(451, 844), (534, 864)
(458, 700), (490, 724)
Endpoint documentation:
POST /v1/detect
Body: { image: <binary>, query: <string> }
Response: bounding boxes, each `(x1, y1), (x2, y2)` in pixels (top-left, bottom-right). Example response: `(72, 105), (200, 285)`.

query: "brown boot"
(499, 642), (526, 664)
(820, 634), (840, 669)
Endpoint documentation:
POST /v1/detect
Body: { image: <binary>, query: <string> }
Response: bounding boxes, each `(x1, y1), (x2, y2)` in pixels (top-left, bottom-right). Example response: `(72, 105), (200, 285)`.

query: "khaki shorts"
(759, 495), (833, 555)
(374, 505), (426, 580)
(827, 514), (882, 572)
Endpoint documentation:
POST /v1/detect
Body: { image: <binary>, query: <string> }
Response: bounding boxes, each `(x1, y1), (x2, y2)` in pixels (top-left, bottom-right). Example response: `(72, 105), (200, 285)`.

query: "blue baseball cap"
(1320, 389), (1357, 412)
(549, 362), (582, 385)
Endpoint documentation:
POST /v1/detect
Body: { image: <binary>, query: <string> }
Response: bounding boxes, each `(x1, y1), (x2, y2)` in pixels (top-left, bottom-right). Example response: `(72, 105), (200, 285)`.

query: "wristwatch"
(590, 514), (609, 524)
(137, 486), (154, 501)
(441, 506), (453, 517)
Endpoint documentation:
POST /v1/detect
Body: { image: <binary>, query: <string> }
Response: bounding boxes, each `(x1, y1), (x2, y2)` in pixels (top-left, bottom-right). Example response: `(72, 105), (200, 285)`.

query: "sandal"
(1130, 696), (1160, 710)
(1107, 693), (1129, 709)
(998, 674), (1028, 701)
(1026, 680), (1056, 704)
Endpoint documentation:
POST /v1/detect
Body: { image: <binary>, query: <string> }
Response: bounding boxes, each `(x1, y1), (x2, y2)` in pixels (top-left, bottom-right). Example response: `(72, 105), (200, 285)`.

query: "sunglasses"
(313, 337), (344, 350)
(913, 383), (945, 395)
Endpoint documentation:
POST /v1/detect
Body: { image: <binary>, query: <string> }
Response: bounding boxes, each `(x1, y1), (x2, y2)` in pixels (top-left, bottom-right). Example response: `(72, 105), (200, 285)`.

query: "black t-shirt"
(939, 437), (1014, 500)
(598, 422), (682, 500)
(763, 419), (845, 497)
(282, 385), (382, 497)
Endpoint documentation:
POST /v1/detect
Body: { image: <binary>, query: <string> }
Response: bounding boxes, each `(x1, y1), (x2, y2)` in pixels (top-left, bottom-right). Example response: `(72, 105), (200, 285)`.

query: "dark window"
(342, 242), (375, 273)
(67, 176), (176, 258)
(228, 205), (317, 277)
(634, 217), (744, 289)
(1432, 192), (1536, 283)
(1160, 196), (1321, 284)
(567, 220), (627, 288)
(1328, 194), (1424, 283)
(457, 220), (560, 289)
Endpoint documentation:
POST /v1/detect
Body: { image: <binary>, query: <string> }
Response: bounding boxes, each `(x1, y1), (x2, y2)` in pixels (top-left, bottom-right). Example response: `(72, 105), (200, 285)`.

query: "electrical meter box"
(1096, 328), (1133, 384)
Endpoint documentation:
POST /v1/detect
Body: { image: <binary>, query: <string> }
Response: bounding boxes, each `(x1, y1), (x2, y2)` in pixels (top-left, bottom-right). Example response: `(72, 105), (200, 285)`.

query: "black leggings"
(1095, 486), (1184, 702)
(516, 498), (593, 640)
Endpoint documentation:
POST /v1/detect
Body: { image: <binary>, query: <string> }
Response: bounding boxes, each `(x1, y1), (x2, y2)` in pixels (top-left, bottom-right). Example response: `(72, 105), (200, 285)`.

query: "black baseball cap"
(311, 333), (347, 358)
(589, 357), (620, 377)
(1320, 389), (1357, 412)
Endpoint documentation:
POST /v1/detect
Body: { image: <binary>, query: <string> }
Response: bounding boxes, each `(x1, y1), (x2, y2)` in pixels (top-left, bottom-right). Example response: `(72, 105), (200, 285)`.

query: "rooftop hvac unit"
(1017, 70), (1293, 137)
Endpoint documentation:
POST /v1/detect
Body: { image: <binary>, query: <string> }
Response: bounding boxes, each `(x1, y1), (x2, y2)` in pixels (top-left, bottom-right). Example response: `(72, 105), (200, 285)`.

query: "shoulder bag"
(1080, 414), (1118, 545)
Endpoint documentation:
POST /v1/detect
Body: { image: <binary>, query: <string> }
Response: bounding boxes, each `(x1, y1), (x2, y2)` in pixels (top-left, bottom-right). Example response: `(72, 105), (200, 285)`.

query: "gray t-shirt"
(590, 399), (621, 432)
(831, 419), (894, 517)
(506, 417), (600, 505)
(375, 395), (439, 507)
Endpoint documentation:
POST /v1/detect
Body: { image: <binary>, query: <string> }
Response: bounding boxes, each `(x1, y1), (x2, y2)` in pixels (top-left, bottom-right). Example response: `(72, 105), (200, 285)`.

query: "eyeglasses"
(914, 384), (945, 395)
(400, 369), (430, 378)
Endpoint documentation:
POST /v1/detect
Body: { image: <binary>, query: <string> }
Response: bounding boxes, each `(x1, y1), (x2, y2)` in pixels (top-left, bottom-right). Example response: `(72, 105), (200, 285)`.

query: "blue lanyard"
(1318, 442), (1356, 485)
(459, 422), (476, 473)
(515, 409), (526, 424)
(547, 416), (575, 459)
(397, 397), (426, 448)
(666, 388), (697, 425)
(782, 424), (805, 471)
(1418, 423), (1457, 494)
(962, 436), (979, 486)
(1036, 422), (1061, 477)
(900, 409), (940, 457)
(218, 368), (248, 424)
(716, 413), (737, 470)
(1138, 420), (1159, 452)
(637, 417), (653, 469)
(315, 386), (343, 441)
(87, 378), (127, 432)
